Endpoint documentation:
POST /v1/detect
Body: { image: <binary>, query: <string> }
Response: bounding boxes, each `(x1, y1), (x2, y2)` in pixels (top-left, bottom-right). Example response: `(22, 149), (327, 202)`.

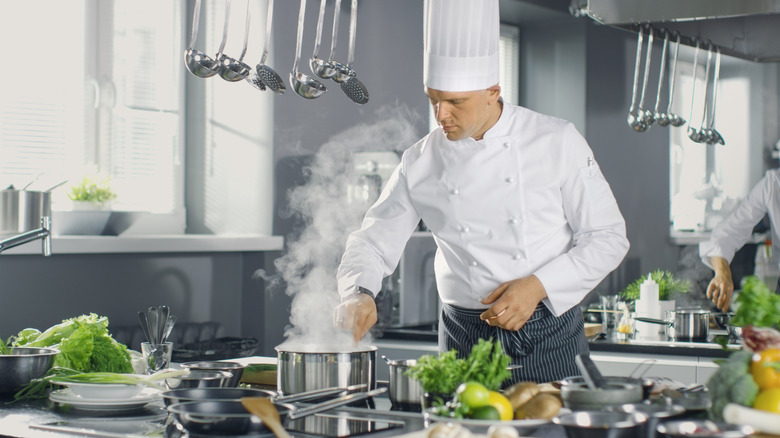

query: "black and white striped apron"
(439, 303), (588, 387)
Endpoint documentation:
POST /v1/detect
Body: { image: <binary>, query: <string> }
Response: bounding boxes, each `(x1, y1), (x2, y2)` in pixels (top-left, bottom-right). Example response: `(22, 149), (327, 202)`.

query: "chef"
(700, 168), (780, 309)
(334, 0), (629, 384)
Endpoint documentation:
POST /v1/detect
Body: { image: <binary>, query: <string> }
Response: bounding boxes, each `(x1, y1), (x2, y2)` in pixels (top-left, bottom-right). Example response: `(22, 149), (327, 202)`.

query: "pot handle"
(634, 316), (673, 326)
(286, 387), (387, 420)
(381, 355), (392, 364)
(274, 384), (367, 403)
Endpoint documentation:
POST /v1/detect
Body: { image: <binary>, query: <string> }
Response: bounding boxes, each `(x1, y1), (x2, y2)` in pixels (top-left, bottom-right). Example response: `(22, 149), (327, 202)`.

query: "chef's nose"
(436, 102), (452, 123)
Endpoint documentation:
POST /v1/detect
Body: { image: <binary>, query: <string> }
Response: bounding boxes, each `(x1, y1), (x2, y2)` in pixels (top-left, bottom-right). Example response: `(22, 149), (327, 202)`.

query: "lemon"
(470, 405), (501, 420)
(753, 388), (780, 414)
(488, 390), (514, 421)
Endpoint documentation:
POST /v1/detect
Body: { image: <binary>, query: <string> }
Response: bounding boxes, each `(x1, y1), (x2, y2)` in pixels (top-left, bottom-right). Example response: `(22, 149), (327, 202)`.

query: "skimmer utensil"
(653, 31), (669, 126)
(340, 0), (368, 104)
(218, 0), (252, 82)
(247, 0), (285, 93)
(309, 0), (338, 79)
(184, 0), (220, 78)
(289, 0), (327, 99)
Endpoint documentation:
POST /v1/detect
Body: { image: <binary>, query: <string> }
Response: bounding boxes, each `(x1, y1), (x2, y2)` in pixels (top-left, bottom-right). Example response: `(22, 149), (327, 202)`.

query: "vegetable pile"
(11, 313), (133, 374)
(405, 338), (511, 395)
(731, 276), (780, 328)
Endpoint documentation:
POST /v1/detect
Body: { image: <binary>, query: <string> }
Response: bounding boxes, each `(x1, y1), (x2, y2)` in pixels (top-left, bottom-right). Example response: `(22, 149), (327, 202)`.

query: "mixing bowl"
(182, 361), (246, 387)
(0, 347), (58, 397)
(553, 411), (648, 438)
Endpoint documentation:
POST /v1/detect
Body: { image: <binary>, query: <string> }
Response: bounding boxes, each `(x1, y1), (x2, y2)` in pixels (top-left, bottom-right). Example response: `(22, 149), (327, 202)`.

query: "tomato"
(487, 390), (514, 421)
(455, 382), (490, 410)
(753, 388), (780, 414)
(751, 348), (780, 391)
(470, 405), (501, 420)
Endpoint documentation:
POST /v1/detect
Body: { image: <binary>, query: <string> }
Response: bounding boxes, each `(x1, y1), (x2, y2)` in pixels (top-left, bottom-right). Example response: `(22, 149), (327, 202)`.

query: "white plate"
(49, 387), (161, 412)
(50, 380), (146, 399)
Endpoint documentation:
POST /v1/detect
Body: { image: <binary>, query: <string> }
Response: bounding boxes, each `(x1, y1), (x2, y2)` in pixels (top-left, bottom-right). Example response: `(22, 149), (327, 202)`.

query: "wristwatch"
(350, 286), (375, 300)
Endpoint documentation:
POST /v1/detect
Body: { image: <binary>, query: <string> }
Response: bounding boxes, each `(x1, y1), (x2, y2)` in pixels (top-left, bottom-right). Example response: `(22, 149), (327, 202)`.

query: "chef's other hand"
(707, 256), (734, 312)
(333, 292), (377, 345)
(479, 275), (547, 331)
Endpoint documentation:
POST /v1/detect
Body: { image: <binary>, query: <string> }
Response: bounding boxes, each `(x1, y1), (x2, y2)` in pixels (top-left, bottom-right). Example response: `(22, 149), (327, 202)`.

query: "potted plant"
(67, 175), (116, 210)
(619, 269), (690, 317)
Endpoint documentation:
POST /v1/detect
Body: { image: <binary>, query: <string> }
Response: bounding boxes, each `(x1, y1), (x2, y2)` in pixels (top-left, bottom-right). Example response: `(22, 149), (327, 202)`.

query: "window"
(0, 1), (184, 231)
(428, 23), (521, 130)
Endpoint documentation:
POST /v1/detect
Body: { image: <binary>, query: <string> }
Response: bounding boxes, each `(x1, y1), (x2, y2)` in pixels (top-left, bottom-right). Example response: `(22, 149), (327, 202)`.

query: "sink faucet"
(0, 216), (51, 256)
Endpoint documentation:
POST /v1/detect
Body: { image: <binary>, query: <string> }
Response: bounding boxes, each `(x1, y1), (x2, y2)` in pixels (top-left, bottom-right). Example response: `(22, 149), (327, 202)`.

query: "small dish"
(50, 379), (146, 400)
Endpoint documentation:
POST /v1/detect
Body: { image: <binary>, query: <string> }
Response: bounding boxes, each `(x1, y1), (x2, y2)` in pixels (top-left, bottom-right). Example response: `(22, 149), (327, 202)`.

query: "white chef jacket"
(699, 168), (780, 269)
(337, 103), (630, 316)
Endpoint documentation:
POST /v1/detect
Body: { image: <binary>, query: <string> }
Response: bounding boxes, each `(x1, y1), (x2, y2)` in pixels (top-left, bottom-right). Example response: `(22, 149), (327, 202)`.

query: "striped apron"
(439, 303), (588, 386)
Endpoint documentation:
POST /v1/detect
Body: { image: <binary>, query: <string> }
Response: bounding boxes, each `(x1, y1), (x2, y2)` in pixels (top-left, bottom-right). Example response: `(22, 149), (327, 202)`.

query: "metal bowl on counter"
(182, 361), (246, 388)
(608, 402), (686, 438)
(559, 377), (645, 410)
(562, 375), (654, 401)
(656, 419), (754, 438)
(0, 347), (58, 398)
(165, 369), (233, 390)
(553, 411), (648, 438)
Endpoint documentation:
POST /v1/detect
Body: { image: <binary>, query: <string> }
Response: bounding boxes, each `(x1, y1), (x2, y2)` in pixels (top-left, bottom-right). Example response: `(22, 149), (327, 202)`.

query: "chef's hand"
(479, 275), (547, 331)
(707, 256), (734, 312)
(333, 292), (377, 345)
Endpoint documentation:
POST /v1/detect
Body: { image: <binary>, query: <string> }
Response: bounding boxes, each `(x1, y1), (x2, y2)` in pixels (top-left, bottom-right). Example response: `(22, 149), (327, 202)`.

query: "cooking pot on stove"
(275, 344), (377, 396)
(634, 308), (710, 342)
(0, 187), (50, 236)
(382, 355), (423, 411)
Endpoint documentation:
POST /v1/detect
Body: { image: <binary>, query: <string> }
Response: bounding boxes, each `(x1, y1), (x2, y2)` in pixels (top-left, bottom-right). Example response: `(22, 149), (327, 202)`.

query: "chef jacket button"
(503, 142), (511, 148)
(512, 253), (522, 260)
(470, 261), (479, 267)
(450, 188), (460, 195)
(460, 225), (470, 233)
(509, 217), (519, 225)
(505, 177), (515, 183)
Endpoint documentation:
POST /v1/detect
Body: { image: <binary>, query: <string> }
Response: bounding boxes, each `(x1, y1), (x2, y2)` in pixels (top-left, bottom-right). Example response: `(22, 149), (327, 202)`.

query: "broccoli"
(706, 350), (758, 421)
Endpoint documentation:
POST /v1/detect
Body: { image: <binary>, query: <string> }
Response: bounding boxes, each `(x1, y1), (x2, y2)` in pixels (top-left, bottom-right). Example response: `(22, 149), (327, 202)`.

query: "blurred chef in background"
(334, 0), (629, 383)
(700, 168), (780, 310)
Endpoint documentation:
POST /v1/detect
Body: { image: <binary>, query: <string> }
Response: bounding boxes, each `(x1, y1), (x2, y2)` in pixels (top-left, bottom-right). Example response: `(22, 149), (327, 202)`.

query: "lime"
(455, 382), (490, 409)
(487, 390), (514, 421)
(470, 405), (501, 420)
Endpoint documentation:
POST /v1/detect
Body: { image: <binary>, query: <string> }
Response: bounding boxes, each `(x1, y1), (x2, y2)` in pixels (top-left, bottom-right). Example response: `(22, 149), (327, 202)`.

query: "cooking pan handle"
(274, 384), (367, 403)
(286, 387), (387, 420)
(634, 316), (673, 326)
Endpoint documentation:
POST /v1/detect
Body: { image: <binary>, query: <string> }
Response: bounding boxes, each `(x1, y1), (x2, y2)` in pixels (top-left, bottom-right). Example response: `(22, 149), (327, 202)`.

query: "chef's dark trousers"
(439, 302), (588, 386)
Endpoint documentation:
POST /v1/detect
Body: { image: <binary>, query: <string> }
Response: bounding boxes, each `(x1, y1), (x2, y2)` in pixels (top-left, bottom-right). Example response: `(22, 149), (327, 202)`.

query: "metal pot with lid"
(635, 307), (711, 342)
(275, 344), (377, 397)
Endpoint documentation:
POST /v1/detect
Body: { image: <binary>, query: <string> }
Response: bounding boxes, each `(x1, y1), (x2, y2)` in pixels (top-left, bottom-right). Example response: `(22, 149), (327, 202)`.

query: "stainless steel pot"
(634, 308), (710, 342)
(0, 188), (50, 235)
(382, 355), (422, 411)
(275, 345), (376, 396)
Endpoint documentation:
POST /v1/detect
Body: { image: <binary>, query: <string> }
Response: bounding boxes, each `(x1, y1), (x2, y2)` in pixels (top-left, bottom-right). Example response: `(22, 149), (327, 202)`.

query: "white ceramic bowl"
(52, 379), (146, 400)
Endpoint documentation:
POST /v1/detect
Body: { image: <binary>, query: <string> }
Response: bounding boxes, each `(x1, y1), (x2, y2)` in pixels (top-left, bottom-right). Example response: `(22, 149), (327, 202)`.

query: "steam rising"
(270, 105), (421, 352)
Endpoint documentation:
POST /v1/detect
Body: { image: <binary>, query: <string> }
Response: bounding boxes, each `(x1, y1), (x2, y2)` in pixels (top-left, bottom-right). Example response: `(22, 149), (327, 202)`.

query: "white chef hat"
(423, 0), (500, 92)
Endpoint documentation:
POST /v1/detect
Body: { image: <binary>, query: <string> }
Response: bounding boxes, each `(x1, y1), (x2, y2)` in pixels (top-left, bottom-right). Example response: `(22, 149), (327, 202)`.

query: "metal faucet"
(0, 216), (51, 256)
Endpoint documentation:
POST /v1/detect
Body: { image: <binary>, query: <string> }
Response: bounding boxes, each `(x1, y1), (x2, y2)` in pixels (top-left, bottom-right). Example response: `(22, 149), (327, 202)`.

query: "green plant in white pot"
(67, 176), (116, 210)
(620, 269), (691, 317)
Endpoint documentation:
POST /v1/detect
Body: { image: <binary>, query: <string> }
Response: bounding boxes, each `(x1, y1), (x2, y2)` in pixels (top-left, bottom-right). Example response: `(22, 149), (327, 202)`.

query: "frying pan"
(168, 387), (386, 436)
(162, 384), (367, 407)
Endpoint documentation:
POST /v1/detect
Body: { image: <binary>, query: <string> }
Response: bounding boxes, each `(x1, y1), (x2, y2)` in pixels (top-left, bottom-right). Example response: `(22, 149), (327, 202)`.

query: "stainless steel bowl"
(609, 402), (685, 438)
(165, 370), (233, 390)
(0, 347), (58, 397)
(656, 419), (754, 437)
(560, 379), (644, 410)
(553, 411), (648, 438)
(182, 361), (246, 388)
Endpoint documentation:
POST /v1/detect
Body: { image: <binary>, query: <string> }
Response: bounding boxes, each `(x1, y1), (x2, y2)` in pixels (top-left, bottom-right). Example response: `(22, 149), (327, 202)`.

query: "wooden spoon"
(240, 397), (291, 438)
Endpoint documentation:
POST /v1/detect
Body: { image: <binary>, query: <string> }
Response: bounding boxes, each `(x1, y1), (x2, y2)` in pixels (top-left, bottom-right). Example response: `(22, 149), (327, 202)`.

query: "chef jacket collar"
(480, 97), (509, 140)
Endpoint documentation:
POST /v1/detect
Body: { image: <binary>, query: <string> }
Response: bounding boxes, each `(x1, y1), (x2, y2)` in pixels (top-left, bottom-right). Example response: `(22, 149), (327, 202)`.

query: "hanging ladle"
(247, 0), (285, 93)
(218, 0), (252, 82)
(627, 27), (646, 132)
(686, 39), (704, 142)
(290, 0), (327, 99)
(635, 26), (655, 129)
(664, 32), (686, 127)
(329, 0), (354, 84)
(184, 0), (220, 78)
(695, 42), (714, 144)
(652, 31), (669, 126)
(705, 47), (725, 145)
(340, 0), (368, 104)
(310, 0), (338, 79)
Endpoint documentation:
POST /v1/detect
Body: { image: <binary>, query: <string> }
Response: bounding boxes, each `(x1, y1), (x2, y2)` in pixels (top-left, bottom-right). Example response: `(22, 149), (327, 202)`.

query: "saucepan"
(275, 344), (376, 396)
(382, 355), (423, 411)
(634, 308), (710, 342)
(167, 387), (386, 436)
(0, 186), (51, 236)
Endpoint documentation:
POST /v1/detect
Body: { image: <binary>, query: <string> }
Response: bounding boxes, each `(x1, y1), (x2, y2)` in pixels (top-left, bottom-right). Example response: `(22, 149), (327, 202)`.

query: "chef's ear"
(486, 84), (501, 103)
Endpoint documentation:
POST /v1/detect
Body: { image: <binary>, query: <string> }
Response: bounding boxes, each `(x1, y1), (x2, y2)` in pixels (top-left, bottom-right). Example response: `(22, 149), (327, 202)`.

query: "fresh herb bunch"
(405, 338), (511, 394)
(619, 269), (690, 301)
(68, 175), (116, 205)
(731, 276), (780, 328)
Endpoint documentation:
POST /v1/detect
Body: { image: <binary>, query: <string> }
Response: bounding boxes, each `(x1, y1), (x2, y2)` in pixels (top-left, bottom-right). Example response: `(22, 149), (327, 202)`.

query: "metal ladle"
(247, 0), (285, 93)
(328, 0), (354, 84)
(289, 0), (327, 99)
(340, 0), (368, 104)
(664, 32), (686, 127)
(627, 27), (646, 131)
(696, 42), (714, 144)
(309, 0), (338, 79)
(218, 0), (252, 82)
(635, 27), (655, 130)
(184, 0), (220, 78)
(687, 40), (704, 142)
(706, 47), (725, 145)
(652, 31), (670, 126)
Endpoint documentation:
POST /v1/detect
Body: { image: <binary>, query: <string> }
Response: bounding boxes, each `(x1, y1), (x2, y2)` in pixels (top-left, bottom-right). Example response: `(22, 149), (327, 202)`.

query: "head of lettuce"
(12, 313), (133, 373)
